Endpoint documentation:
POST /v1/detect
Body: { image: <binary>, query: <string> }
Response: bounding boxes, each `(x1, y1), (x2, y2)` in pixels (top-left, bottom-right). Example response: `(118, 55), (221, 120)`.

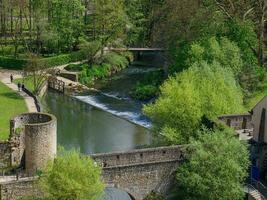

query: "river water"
(41, 53), (163, 154)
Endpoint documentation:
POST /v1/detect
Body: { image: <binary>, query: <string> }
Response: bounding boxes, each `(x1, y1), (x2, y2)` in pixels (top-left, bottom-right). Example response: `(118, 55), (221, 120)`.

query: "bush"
(39, 148), (104, 200)
(0, 50), (86, 70)
(176, 128), (249, 200)
(78, 52), (131, 85)
(130, 70), (164, 100)
(0, 56), (27, 70)
(130, 84), (158, 101)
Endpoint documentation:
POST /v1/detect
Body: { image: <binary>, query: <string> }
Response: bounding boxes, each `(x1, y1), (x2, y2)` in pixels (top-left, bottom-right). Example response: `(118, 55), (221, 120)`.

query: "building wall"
(218, 114), (252, 130)
(252, 96), (267, 143)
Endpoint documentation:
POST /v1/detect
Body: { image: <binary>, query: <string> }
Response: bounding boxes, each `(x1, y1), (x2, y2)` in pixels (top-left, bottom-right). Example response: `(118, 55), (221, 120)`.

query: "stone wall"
(59, 72), (78, 82)
(218, 113), (253, 130)
(0, 142), (11, 169)
(91, 145), (185, 168)
(91, 146), (185, 200)
(0, 177), (40, 200)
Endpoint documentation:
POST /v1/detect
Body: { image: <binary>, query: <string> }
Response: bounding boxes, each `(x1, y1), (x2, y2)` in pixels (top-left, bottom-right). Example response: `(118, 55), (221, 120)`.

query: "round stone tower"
(11, 113), (57, 176)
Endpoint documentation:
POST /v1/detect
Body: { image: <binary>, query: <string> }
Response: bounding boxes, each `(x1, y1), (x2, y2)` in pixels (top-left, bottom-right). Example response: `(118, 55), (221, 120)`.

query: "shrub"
(0, 56), (27, 70)
(130, 84), (158, 101)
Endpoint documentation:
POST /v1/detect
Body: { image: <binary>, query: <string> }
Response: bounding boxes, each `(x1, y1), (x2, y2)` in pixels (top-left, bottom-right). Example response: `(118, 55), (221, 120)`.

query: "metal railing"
(245, 183), (266, 200)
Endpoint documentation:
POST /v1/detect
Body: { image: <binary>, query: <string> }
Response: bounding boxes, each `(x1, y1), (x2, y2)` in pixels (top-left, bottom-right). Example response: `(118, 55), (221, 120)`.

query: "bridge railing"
(91, 145), (185, 168)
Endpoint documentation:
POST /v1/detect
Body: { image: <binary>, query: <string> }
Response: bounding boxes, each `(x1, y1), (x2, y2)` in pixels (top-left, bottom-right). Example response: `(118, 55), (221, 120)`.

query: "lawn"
(0, 82), (27, 140)
(14, 76), (35, 93)
(245, 73), (267, 110)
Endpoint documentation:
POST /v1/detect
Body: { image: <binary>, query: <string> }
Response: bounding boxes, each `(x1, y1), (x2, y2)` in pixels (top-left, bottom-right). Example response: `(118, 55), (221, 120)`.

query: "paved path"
(0, 69), (37, 112)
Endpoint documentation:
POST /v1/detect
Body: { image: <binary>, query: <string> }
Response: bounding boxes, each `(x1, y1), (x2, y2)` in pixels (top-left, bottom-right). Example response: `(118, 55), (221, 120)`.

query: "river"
(41, 52), (163, 154)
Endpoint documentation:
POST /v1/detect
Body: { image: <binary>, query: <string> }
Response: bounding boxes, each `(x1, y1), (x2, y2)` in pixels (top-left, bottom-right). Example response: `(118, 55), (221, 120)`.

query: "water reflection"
(42, 91), (152, 154)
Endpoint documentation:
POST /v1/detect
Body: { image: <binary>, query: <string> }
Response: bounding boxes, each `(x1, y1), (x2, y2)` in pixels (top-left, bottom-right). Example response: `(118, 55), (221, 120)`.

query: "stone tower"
(10, 113), (57, 176)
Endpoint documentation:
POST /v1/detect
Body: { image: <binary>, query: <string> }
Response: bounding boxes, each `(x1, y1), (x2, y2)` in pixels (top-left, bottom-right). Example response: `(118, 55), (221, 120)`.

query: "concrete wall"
(218, 114), (252, 130)
(252, 96), (267, 143)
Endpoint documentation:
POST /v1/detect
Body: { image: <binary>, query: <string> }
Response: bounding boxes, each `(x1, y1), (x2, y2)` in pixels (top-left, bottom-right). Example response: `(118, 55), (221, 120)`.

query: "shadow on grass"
(0, 92), (22, 100)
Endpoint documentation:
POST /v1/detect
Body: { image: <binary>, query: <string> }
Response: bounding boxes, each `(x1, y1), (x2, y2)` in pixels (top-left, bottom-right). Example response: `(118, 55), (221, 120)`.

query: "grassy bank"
(14, 76), (35, 93)
(0, 82), (27, 140)
(245, 72), (267, 110)
(65, 51), (133, 86)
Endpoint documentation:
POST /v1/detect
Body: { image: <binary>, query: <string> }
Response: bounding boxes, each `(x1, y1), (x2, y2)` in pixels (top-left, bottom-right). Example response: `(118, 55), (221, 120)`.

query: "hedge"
(0, 51), (86, 70)
(0, 56), (27, 70)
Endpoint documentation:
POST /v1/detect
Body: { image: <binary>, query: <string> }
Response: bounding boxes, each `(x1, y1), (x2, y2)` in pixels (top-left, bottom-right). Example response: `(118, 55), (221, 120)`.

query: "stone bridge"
(91, 145), (185, 200)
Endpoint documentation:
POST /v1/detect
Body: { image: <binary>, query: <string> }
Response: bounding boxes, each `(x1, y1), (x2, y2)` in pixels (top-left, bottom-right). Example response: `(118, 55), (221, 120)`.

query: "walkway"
(0, 69), (37, 112)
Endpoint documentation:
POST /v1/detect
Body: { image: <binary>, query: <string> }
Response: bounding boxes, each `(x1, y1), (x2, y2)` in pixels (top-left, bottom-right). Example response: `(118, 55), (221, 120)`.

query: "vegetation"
(144, 61), (244, 144)
(38, 148), (104, 200)
(65, 51), (132, 85)
(176, 128), (249, 200)
(0, 82), (27, 140)
(130, 70), (164, 101)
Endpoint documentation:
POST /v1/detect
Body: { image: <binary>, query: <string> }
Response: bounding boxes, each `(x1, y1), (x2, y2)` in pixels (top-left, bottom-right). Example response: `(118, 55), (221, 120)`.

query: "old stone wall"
(0, 142), (11, 169)
(101, 160), (180, 200)
(218, 114), (253, 130)
(91, 146), (185, 168)
(91, 146), (185, 200)
(0, 177), (40, 200)
(59, 72), (78, 82)
(22, 113), (57, 176)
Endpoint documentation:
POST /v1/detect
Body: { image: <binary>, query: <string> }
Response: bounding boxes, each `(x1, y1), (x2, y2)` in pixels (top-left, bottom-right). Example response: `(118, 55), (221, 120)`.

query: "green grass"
(0, 82), (27, 140)
(14, 76), (35, 93)
(245, 73), (267, 110)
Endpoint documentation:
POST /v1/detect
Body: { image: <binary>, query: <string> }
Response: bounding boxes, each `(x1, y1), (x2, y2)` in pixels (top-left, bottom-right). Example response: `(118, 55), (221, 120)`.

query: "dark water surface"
(42, 90), (152, 154)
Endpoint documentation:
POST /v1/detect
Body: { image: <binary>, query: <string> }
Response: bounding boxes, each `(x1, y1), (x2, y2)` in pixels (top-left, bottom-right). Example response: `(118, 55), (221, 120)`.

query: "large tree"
(144, 60), (244, 144)
(176, 128), (249, 200)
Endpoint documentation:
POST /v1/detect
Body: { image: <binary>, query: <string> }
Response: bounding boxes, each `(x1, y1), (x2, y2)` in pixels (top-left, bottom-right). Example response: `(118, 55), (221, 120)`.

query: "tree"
(144, 61), (244, 144)
(23, 53), (48, 94)
(176, 128), (249, 200)
(93, 0), (128, 50)
(80, 40), (101, 67)
(39, 148), (104, 200)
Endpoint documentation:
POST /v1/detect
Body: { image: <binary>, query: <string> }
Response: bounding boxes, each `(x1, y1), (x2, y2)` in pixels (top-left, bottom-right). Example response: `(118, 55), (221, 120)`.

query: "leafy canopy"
(144, 61), (244, 144)
(177, 128), (249, 200)
(39, 148), (104, 200)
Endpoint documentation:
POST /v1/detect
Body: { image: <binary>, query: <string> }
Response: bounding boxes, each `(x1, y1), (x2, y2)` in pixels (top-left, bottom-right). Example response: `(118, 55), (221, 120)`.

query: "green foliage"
(0, 51), (86, 70)
(0, 56), (27, 70)
(130, 70), (164, 100)
(144, 62), (244, 144)
(143, 191), (164, 200)
(176, 128), (249, 200)
(77, 52), (131, 85)
(93, 0), (128, 46)
(131, 84), (158, 101)
(39, 148), (104, 200)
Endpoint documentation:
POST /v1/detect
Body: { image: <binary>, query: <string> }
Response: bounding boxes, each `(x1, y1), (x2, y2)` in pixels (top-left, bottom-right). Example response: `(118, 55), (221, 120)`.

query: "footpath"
(0, 69), (37, 112)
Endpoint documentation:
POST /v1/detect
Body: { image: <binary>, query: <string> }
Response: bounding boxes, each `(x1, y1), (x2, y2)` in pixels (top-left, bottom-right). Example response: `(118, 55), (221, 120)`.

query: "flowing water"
(41, 52), (163, 154)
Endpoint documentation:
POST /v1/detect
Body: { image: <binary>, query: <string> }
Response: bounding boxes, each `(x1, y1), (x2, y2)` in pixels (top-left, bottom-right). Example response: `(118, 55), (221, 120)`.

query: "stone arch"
(103, 187), (136, 200)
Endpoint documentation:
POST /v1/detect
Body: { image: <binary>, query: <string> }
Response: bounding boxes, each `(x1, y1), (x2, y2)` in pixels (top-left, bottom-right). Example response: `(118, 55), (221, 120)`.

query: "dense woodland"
(1, 0), (267, 199)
